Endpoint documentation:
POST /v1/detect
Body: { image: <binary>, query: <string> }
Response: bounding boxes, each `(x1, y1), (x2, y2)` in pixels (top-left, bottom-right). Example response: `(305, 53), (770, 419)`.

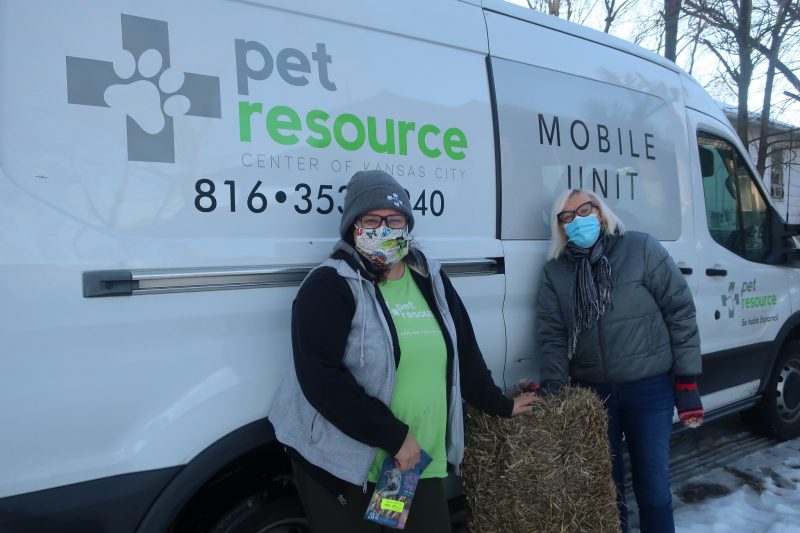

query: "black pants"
(291, 460), (451, 533)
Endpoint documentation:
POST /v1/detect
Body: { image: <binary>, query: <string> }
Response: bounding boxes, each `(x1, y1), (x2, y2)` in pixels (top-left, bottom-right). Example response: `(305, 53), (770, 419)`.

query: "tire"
(761, 340), (800, 441)
(210, 492), (308, 533)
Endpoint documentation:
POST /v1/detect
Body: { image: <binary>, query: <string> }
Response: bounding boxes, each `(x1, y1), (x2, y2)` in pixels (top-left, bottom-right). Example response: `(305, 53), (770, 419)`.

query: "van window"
(490, 57), (682, 240)
(698, 133), (769, 261)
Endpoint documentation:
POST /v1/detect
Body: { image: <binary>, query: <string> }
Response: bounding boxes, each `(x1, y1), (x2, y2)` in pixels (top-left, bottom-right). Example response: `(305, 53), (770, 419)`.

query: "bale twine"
(462, 386), (619, 533)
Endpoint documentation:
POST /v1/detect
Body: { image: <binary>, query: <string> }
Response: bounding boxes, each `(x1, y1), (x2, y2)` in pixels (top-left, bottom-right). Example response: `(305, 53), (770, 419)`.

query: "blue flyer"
(363, 450), (433, 529)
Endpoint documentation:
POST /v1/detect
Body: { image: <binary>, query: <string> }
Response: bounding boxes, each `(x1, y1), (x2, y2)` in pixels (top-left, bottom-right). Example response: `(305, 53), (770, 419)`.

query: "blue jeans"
(577, 374), (675, 533)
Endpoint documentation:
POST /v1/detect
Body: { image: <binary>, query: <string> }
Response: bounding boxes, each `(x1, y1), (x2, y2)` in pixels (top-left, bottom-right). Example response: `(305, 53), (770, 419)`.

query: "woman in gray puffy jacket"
(536, 188), (704, 533)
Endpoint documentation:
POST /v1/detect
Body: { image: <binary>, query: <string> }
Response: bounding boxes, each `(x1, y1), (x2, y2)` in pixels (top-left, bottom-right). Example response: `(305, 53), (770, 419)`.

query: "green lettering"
(418, 124), (441, 158)
(306, 109), (331, 148)
(238, 101), (263, 142)
(266, 105), (301, 145)
(367, 116), (395, 154)
(398, 121), (416, 155)
(334, 113), (365, 151)
(443, 127), (467, 160)
(236, 102), (467, 160)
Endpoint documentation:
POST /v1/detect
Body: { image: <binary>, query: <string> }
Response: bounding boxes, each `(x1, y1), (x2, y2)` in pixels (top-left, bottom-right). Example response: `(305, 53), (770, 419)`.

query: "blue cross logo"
(66, 14), (221, 163)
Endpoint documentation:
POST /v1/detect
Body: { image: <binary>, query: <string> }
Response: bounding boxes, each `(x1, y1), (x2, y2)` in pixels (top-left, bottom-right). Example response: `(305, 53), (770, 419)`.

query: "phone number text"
(194, 179), (445, 216)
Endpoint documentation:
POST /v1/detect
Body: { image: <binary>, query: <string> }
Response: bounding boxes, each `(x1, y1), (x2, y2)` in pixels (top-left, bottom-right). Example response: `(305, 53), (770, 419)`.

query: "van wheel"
(761, 340), (800, 441)
(210, 492), (308, 533)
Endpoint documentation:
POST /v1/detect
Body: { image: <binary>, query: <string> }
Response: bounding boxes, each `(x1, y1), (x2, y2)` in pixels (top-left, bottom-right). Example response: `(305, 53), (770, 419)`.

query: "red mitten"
(518, 379), (543, 394)
(518, 379), (563, 397)
(674, 375), (704, 428)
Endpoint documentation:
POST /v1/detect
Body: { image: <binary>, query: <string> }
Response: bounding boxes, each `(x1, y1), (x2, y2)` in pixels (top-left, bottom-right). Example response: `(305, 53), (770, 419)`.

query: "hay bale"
(462, 386), (619, 533)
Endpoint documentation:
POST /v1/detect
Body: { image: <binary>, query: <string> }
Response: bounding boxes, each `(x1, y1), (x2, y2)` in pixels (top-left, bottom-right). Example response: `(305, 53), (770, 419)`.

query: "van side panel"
(483, 10), (695, 388)
(485, 12), (686, 241)
(0, 0), (500, 509)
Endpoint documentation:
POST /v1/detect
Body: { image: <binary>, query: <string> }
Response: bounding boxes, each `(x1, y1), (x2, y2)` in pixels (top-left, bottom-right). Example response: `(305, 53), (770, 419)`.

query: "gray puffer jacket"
(536, 231), (701, 385)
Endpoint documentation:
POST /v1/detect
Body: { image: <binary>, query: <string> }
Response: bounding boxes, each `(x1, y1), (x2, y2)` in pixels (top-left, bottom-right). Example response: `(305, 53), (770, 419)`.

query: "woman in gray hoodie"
(270, 170), (539, 532)
(536, 188), (704, 533)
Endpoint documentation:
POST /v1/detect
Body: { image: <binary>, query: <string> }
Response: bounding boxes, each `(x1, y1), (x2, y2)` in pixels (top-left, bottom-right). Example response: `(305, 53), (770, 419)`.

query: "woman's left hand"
(511, 391), (543, 416)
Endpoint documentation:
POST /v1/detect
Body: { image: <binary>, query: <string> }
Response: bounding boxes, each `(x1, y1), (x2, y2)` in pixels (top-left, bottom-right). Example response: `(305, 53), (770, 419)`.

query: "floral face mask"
(354, 225), (410, 267)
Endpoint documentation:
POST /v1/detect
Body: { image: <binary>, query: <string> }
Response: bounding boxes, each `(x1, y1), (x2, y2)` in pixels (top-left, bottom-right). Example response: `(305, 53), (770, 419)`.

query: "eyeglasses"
(556, 201), (598, 224)
(357, 214), (408, 229)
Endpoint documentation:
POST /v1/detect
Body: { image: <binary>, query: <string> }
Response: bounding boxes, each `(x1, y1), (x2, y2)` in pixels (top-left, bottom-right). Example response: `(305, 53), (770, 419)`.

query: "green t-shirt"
(368, 265), (448, 481)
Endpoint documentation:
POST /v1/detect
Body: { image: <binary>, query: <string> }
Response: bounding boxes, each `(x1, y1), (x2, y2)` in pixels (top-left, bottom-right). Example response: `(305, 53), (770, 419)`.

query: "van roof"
(480, 0), (685, 75)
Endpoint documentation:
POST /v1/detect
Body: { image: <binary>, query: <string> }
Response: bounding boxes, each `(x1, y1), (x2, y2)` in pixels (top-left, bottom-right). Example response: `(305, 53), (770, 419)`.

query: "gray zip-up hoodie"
(269, 245), (509, 487)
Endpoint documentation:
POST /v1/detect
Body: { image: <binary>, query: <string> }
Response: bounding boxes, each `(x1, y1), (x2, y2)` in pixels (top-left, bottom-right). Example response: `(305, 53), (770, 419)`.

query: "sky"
(503, 0), (800, 129)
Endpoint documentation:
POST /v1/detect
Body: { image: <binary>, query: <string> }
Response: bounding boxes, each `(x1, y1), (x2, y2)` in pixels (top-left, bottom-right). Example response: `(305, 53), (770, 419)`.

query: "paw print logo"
(66, 14), (221, 163)
(386, 193), (403, 208)
(720, 281), (739, 318)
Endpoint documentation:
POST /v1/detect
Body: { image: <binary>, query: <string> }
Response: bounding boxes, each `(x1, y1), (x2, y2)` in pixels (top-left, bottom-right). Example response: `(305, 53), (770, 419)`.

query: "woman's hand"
(394, 431), (421, 471)
(511, 391), (543, 416)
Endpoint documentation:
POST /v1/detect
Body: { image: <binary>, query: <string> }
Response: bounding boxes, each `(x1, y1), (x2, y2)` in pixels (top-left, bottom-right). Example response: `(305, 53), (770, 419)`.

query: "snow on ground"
(670, 437), (800, 532)
(626, 416), (800, 532)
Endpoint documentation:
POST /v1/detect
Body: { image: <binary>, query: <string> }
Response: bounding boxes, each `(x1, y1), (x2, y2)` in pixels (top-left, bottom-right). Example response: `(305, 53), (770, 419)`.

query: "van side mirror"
(769, 209), (800, 264)
(699, 146), (715, 178)
(782, 223), (800, 263)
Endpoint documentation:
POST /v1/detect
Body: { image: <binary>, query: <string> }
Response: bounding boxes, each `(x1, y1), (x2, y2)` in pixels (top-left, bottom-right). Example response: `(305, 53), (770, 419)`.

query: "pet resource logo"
(720, 279), (777, 319)
(66, 14), (468, 164)
(66, 15), (221, 163)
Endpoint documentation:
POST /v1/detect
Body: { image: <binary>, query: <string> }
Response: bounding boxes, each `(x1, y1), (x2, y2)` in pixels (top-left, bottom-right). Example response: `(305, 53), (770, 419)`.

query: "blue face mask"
(564, 213), (601, 248)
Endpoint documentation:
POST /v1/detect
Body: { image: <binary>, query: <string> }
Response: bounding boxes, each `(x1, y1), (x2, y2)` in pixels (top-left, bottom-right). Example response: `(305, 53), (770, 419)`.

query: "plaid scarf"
(563, 235), (613, 359)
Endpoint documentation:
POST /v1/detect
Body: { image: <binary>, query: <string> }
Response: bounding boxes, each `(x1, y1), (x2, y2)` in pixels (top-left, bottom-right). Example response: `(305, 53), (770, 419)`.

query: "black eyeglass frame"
(356, 214), (408, 229)
(556, 201), (598, 224)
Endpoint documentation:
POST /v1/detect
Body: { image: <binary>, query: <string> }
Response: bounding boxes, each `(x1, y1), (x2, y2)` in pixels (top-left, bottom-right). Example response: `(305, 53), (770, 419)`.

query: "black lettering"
(629, 130), (640, 158)
(598, 124), (610, 153)
(569, 165), (585, 188)
(538, 114), (561, 146)
(593, 168), (608, 197)
(570, 120), (589, 150)
(645, 133), (656, 160)
(626, 170), (638, 199)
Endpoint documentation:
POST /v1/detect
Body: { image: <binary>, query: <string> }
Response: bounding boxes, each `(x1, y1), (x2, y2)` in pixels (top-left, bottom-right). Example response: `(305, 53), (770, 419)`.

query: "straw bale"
(462, 386), (619, 533)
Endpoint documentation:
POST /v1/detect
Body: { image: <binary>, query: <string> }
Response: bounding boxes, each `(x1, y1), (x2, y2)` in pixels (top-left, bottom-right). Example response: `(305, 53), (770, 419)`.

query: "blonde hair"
(546, 189), (625, 260)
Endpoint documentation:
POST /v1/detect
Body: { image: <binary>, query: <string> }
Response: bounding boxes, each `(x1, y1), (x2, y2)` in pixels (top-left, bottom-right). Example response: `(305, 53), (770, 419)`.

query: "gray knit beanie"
(339, 170), (415, 239)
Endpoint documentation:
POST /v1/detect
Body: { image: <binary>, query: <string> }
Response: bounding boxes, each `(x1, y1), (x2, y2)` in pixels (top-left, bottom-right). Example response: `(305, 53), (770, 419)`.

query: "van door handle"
(679, 267), (693, 275)
(705, 268), (728, 277)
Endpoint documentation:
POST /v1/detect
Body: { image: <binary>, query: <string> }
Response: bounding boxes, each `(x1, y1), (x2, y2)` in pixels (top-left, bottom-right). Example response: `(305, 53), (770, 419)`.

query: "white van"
(1, 0), (798, 530)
